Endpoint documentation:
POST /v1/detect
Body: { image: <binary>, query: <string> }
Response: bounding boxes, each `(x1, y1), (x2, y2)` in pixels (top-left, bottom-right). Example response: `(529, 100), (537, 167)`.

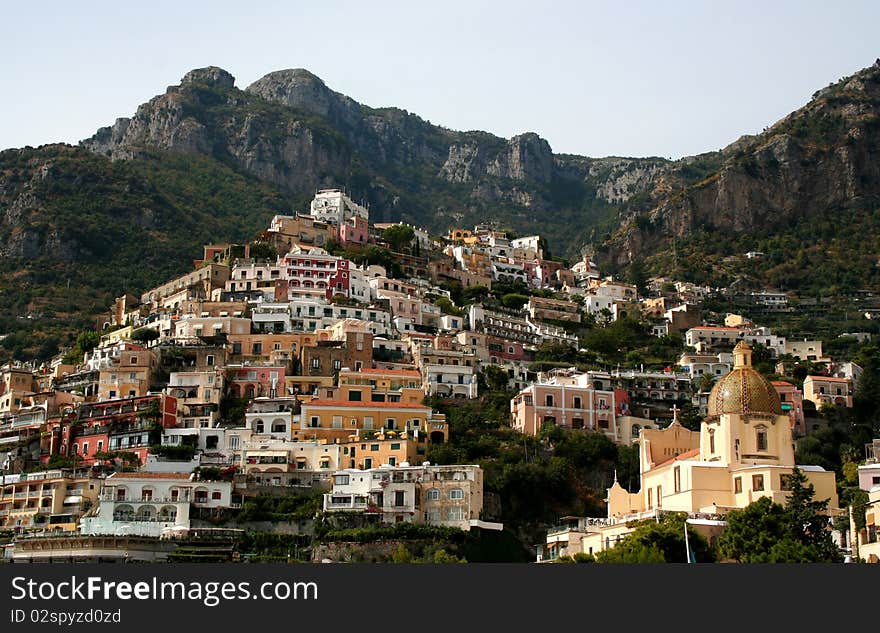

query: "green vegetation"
(716, 468), (841, 563)
(235, 492), (324, 522)
(381, 224), (415, 252)
(594, 512), (714, 563)
(0, 145), (294, 358)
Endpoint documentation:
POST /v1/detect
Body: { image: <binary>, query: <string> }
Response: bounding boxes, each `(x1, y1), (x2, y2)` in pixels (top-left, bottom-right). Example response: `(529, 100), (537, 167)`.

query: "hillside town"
(1, 188), (878, 563)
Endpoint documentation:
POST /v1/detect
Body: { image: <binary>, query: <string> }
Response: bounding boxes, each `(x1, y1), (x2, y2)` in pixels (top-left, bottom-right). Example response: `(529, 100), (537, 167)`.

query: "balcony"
(102, 495), (190, 503)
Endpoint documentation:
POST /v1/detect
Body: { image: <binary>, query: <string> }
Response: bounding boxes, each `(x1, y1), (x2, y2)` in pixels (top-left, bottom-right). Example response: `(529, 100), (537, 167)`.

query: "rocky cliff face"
(80, 66), (668, 253)
(599, 60), (880, 273)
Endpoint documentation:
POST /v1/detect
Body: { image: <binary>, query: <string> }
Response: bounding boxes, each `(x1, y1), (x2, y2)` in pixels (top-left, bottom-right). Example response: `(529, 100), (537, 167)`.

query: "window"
(449, 488), (464, 500)
(427, 488), (440, 501)
(780, 474), (794, 491)
(573, 396), (582, 409)
(334, 474), (349, 485)
(363, 417), (374, 430)
(309, 417), (320, 428)
(447, 507), (465, 521)
(82, 443), (89, 456)
(211, 491), (222, 500)
(673, 466), (681, 493)
(394, 490), (405, 507)
(734, 477), (742, 494)
(873, 476), (880, 486)
(311, 358), (320, 369)
(545, 394), (554, 407)
(386, 418), (396, 430)
(656, 485), (662, 507)
(708, 429), (715, 454)
(572, 418), (584, 430)
(348, 390), (362, 401)
(333, 360), (342, 370)
(752, 474), (764, 491)
(647, 488), (653, 509)
(756, 426), (768, 451)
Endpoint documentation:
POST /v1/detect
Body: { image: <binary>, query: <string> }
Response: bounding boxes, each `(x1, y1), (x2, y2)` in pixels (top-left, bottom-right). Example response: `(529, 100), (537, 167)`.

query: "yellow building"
(852, 486), (880, 563)
(336, 368), (424, 404)
(582, 342), (839, 556)
(0, 469), (101, 531)
(297, 400), (448, 445)
(341, 431), (422, 470)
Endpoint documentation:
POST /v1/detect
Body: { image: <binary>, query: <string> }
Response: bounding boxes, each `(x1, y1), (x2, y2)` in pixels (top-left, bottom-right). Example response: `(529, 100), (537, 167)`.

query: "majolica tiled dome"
(706, 341), (782, 416)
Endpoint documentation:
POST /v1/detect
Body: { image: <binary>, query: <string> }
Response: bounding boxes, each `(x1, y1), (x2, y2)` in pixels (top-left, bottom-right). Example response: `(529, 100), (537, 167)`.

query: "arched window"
(113, 505), (134, 522)
(426, 488), (440, 501)
(756, 426), (768, 452)
(448, 488), (464, 500)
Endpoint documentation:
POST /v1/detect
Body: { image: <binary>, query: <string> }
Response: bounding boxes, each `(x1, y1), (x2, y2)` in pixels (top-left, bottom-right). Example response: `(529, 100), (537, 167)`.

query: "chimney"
(244, 241), (250, 259)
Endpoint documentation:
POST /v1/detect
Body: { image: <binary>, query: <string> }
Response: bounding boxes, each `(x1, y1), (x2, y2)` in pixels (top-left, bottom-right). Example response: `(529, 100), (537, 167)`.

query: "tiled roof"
(805, 375), (850, 382)
(356, 369), (421, 376)
(655, 447), (700, 468)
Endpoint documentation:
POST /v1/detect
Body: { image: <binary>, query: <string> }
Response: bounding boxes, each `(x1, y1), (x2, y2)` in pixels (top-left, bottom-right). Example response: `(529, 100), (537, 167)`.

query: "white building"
(678, 351), (734, 380)
(245, 397), (300, 440)
(323, 464), (495, 531)
(309, 189), (369, 225)
(423, 363), (478, 399)
(80, 472), (234, 538)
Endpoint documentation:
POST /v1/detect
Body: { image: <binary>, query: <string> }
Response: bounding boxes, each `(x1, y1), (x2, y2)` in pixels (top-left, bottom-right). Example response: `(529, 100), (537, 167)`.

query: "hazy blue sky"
(2, 0), (879, 158)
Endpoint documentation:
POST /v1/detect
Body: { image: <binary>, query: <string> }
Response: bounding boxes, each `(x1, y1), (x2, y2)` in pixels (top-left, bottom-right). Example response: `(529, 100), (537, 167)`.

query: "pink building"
(282, 249), (351, 301)
(226, 366), (287, 399)
(772, 381), (805, 435)
(338, 215), (370, 246)
(487, 336), (527, 362)
(510, 373), (617, 439)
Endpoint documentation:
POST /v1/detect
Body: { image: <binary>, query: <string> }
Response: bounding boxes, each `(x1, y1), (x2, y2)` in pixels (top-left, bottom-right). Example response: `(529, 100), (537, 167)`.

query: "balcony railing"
(102, 495), (190, 503)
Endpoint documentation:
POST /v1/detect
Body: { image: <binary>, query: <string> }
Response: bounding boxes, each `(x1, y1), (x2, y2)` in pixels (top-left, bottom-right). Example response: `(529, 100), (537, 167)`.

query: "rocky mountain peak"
(180, 66), (236, 90)
(246, 68), (339, 117)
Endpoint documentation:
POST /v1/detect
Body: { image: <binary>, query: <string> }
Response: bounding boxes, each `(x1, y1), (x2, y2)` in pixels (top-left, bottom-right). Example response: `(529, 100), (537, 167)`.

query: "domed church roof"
(706, 341), (783, 417)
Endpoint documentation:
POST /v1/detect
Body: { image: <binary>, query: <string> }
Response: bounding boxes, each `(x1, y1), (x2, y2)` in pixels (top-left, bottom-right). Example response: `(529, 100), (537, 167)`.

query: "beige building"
(0, 469), (100, 531)
(580, 342), (839, 556)
(97, 348), (158, 401)
(323, 464), (498, 531)
(852, 485), (880, 563)
(803, 375), (854, 409)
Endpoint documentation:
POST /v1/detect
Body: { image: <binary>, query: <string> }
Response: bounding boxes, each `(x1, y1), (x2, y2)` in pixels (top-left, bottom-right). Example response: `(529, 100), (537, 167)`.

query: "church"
(581, 341), (839, 555)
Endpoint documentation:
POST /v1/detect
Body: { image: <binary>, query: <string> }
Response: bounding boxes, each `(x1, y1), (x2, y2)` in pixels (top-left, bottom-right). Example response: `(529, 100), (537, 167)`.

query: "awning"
(63, 496), (82, 504)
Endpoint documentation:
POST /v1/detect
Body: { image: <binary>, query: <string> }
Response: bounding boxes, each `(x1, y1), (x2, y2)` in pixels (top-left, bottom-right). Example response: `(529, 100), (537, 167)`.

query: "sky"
(2, 0), (879, 159)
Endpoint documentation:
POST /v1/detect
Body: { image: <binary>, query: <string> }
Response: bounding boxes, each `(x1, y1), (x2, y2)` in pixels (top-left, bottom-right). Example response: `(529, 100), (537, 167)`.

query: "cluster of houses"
(0, 187), (877, 562)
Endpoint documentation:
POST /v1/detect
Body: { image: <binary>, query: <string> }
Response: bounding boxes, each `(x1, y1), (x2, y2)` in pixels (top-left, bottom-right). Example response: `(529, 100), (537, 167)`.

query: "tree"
(382, 224), (415, 253)
(131, 328), (160, 343)
(594, 512), (713, 563)
(625, 259), (648, 297)
(717, 468), (841, 563)
(501, 293), (529, 310)
(480, 365), (511, 394)
(76, 330), (100, 353)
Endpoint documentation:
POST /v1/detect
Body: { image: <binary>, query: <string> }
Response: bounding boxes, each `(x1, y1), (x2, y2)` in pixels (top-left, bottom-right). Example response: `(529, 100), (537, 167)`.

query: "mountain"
(3, 60), (880, 358)
(596, 59), (880, 296)
(80, 66), (670, 251)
